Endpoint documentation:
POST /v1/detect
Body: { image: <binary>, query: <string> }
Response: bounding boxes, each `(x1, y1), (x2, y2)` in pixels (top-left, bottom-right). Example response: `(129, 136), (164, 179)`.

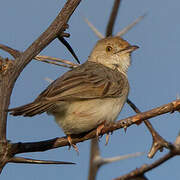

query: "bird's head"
(88, 36), (138, 74)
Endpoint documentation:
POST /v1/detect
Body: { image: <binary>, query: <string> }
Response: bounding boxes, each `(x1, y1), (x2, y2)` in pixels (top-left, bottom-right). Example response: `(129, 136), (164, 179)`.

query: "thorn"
(100, 152), (144, 165)
(10, 156), (75, 165)
(84, 17), (104, 39)
(124, 126), (127, 133)
(105, 133), (110, 145)
(58, 36), (80, 64)
(117, 13), (147, 36)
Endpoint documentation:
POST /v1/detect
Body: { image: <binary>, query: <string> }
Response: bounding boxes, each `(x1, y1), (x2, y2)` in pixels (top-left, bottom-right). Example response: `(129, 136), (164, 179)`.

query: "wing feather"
(35, 61), (128, 102)
(9, 61), (129, 117)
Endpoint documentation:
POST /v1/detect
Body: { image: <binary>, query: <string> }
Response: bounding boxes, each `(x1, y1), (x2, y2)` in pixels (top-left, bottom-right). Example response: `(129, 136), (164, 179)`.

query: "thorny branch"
(114, 133), (180, 180)
(9, 99), (180, 154)
(0, 0), (82, 172)
(127, 99), (171, 158)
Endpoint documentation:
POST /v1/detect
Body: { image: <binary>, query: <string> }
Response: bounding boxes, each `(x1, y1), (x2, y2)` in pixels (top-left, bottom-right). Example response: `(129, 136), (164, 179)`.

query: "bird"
(8, 36), (138, 152)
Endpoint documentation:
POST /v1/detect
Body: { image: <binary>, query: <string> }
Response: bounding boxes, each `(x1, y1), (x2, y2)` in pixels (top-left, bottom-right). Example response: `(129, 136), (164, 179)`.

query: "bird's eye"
(106, 46), (113, 52)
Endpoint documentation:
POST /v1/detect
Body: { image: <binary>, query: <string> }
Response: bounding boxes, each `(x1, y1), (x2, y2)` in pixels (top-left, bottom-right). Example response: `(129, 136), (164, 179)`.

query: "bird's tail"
(8, 101), (54, 117)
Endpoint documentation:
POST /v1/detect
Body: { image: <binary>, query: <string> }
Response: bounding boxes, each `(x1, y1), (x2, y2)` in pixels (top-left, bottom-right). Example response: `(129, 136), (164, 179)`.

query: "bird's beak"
(114, 45), (139, 54)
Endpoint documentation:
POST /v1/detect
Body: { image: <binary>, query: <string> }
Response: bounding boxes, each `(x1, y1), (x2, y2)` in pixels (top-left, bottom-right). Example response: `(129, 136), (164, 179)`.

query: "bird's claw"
(67, 135), (79, 154)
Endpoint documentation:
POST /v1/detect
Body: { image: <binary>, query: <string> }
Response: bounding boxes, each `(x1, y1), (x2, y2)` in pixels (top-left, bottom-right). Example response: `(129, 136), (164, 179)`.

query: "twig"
(95, 152), (143, 166)
(106, 0), (121, 37)
(88, 139), (143, 180)
(127, 99), (171, 158)
(84, 18), (104, 39)
(0, 44), (21, 58)
(116, 14), (146, 36)
(84, 14), (145, 41)
(34, 55), (78, 68)
(114, 153), (173, 180)
(0, 57), (13, 140)
(0, 44), (78, 69)
(113, 133), (180, 180)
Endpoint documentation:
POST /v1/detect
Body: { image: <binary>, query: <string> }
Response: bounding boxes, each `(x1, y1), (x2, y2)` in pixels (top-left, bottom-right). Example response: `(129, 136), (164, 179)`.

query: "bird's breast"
(51, 94), (128, 135)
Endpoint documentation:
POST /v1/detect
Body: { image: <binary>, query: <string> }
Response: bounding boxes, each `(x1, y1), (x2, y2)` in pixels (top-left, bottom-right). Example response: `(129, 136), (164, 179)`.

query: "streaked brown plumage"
(9, 36), (138, 148)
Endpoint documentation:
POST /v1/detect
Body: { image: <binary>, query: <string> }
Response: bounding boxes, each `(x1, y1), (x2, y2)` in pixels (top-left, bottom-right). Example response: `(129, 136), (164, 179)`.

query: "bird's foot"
(96, 123), (105, 138)
(96, 121), (110, 145)
(67, 135), (79, 154)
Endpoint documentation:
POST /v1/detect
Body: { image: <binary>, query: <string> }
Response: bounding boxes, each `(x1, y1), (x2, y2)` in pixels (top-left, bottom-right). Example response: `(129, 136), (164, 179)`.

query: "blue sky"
(0, 0), (180, 179)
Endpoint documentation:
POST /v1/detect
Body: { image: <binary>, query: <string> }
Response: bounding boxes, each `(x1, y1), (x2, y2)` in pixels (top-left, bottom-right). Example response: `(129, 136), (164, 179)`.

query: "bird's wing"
(36, 61), (128, 102)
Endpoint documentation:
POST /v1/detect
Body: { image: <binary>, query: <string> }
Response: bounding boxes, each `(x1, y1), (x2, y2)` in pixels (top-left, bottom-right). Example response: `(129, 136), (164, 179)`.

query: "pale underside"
(50, 95), (128, 135)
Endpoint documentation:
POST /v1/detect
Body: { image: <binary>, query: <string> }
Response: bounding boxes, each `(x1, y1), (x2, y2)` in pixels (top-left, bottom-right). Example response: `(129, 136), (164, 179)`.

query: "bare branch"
(127, 99), (171, 158)
(117, 14), (146, 36)
(115, 153), (174, 180)
(88, 139), (100, 180)
(106, 0), (121, 37)
(84, 12), (145, 44)
(88, 138), (143, 180)
(9, 156), (75, 165)
(0, 44), (21, 58)
(0, 43), (78, 69)
(0, 57), (13, 140)
(114, 152), (173, 180)
(34, 55), (78, 68)
(84, 18), (104, 39)
(10, 99), (180, 155)
(96, 152), (143, 166)
(114, 133), (180, 180)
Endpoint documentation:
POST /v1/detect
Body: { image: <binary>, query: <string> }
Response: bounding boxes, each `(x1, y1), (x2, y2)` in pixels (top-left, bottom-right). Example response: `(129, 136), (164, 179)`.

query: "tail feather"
(8, 101), (54, 117)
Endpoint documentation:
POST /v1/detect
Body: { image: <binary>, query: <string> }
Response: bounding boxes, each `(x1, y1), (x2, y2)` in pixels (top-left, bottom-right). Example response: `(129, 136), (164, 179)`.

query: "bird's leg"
(96, 122), (105, 138)
(96, 121), (110, 145)
(67, 135), (79, 154)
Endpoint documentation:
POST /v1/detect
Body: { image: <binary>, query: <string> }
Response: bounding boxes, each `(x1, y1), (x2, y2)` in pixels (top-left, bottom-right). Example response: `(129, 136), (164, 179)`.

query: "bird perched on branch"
(9, 36), (138, 152)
